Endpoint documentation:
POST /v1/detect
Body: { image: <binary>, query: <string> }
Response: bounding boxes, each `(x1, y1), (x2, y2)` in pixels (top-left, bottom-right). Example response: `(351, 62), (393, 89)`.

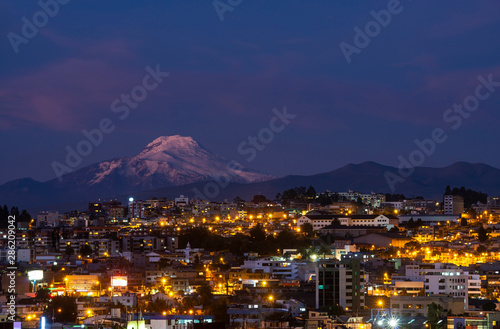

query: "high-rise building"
(443, 195), (464, 215)
(315, 259), (365, 312)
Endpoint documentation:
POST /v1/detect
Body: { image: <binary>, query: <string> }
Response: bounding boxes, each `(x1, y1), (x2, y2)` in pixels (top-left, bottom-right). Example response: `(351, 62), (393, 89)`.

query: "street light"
(388, 317), (399, 328)
(95, 281), (101, 296)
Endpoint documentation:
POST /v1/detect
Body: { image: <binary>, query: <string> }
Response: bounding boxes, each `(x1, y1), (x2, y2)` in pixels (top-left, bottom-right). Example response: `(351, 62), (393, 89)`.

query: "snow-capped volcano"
(69, 135), (274, 192)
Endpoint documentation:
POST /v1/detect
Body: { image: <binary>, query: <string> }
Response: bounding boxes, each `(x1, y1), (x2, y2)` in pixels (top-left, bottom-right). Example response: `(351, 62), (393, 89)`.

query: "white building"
(338, 190), (386, 207)
(349, 214), (398, 229)
(241, 259), (306, 280)
(296, 214), (340, 231)
(391, 263), (480, 310)
(297, 212), (398, 231)
(175, 195), (189, 206)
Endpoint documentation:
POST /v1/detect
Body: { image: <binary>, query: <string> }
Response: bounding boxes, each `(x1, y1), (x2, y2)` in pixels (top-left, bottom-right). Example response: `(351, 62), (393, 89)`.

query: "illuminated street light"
(388, 317), (399, 328)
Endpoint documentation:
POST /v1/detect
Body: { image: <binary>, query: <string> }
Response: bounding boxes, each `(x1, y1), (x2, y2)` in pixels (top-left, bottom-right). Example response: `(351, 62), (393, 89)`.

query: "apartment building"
(391, 263), (480, 310)
(316, 259), (366, 312)
(337, 190), (386, 207)
(444, 195), (464, 215)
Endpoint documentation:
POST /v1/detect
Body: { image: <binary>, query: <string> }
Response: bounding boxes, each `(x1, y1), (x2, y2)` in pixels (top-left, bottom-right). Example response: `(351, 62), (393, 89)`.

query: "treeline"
(0, 205), (32, 228)
(275, 186), (317, 204)
(179, 225), (311, 256)
(444, 185), (487, 208)
(275, 186), (353, 206)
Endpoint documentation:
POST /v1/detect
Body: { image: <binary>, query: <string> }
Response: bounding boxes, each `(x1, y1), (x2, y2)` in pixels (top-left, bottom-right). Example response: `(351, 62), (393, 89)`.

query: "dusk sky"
(1, 1), (500, 185)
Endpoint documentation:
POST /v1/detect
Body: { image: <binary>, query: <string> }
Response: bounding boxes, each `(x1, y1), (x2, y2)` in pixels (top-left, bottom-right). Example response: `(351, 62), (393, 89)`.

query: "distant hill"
(131, 161), (500, 203)
(2, 153), (500, 213)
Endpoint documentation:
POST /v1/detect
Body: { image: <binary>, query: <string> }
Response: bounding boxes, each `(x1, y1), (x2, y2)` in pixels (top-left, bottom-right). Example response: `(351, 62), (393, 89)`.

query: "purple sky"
(1, 0), (500, 184)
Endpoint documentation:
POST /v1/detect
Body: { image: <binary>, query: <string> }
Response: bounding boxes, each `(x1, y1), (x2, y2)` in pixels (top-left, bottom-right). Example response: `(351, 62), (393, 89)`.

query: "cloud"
(424, 2), (500, 39)
(0, 39), (142, 131)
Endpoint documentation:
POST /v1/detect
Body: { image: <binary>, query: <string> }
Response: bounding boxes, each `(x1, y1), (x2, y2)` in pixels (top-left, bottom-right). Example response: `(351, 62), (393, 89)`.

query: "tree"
(10, 206), (20, 218)
(385, 193), (406, 202)
(46, 296), (78, 323)
(321, 304), (345, 316)
(306, 185), (317, 198)
(445, 185), (452, 195)
(193, 254), (202, 270)
(427, 302), (443, 329)
(18, 209), (32, 222)
(0, 205), (8, 228)
(36, 288), (50, 302)
(389, 227), (399, 233)
(196, 284), (213, 308)
(477, 245), (487, 254)
(405, 241), (421, 250)
(233, 196), (245, 204)
(482, 301), (496, 311)
(80, 244), (93, 257)
(207, 297), (229, 323)
(249, 224), (266, 242)
(317, 193), (333, 206)
(251, 194), (268, 204)
(300, 223), (314, 237)
(478, 226), (488, 242)
(460, 217), (468, 226)
(148, 298), (170, 313)
(65, 245), (75, 258)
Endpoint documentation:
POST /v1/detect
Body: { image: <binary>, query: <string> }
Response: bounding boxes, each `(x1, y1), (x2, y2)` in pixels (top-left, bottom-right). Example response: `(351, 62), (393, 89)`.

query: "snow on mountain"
(85, 135), (274, 189)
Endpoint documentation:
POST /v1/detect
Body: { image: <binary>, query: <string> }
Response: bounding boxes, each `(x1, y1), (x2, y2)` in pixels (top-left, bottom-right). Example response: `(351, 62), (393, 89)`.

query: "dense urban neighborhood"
(2, 186), (500, 329)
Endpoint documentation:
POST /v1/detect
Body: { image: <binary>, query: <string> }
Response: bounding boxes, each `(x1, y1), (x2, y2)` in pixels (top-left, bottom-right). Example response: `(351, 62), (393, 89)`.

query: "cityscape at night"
(2, 1), (500, 329)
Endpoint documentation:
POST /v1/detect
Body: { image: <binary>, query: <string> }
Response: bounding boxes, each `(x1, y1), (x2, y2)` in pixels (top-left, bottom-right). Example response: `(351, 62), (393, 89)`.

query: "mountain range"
(1, 135), (500, 212)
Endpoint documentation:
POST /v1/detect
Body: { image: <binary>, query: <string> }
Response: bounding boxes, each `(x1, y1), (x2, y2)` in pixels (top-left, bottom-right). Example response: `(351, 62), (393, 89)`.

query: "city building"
(390, 295), (464, 317)
(443, 195), (464, 215)
(316, 259), (366, 312)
